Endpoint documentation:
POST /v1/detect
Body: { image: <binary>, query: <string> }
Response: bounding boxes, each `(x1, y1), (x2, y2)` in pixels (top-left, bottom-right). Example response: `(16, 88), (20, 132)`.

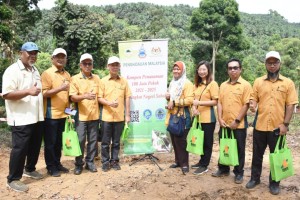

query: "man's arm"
(217, 102), (226, 127)
(3, 83), (41, 100)
(125, 97), (130, 123)
(278, 104), (296, 135)
(229, 103), (249, 129)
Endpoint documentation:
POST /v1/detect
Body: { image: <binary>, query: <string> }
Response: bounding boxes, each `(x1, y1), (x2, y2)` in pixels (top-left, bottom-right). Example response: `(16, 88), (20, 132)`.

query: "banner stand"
(129, 153), (163, 171)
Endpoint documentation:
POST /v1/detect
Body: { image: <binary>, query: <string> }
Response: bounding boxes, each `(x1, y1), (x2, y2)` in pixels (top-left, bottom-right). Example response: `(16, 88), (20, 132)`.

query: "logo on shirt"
(155, 108), (165, 120)
(143, 109), (152, 120)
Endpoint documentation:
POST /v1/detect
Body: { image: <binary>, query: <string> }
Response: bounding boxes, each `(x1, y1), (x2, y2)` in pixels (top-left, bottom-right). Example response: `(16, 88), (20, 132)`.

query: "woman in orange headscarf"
(165, 61), (194, 174)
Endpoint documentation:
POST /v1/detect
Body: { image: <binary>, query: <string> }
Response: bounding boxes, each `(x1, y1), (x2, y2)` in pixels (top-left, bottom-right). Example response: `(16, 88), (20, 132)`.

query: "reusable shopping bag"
(219, 128), (239, 166)
(121, 122), (130, 142)
(62, 116), (82, 156)
(186, 117), (204, 155)
(270, 135), (294, 182)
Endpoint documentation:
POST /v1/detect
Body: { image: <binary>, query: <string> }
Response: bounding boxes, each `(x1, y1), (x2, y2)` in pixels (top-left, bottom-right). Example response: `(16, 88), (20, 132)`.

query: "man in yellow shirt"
(69, 53), (101, 175)
(98, 56), (131, 172)
(246, 51), (298, 195)
(212, 58), (252, 184)
(41, 48), (71, 177)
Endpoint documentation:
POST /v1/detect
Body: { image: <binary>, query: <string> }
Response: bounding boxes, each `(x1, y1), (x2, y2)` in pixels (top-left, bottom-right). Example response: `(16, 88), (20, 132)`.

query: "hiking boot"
(211, 170), (229, 177)
(23, 170), (43, 180)
(57, 165), (69, 173)
(191, 162), (201, 169)
(193, 166), (208, 175)
(111, 162), (121, 170)
(102, 162), (110, 172)
(85, 163), (97, 172)
(6, 181), (29, 192)
(74, 166), (83, 175)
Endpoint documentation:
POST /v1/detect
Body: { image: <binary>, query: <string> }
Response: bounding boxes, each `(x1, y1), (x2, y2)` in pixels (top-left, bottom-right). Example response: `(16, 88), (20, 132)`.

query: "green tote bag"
(121, 122), (130, 142)
(270, 135), (294, 182)
(186, 117), (204, 155)
(219, 128), (239, 166)
(62, 116), (82, 157)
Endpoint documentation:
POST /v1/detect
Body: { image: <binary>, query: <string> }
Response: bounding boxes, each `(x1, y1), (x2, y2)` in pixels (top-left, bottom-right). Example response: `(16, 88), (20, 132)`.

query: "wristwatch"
(234, 119), (241, 124)
(283, 122), (289, 128)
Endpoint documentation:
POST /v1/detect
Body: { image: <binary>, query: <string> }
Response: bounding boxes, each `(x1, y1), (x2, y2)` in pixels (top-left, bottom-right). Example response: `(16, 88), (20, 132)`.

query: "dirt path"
(0, 128), (299, 200)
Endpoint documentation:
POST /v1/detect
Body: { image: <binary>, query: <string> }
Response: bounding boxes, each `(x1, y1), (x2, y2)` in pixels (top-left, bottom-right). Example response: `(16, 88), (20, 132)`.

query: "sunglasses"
(228, 66), (240, 71)
(81, 62), (93, 66)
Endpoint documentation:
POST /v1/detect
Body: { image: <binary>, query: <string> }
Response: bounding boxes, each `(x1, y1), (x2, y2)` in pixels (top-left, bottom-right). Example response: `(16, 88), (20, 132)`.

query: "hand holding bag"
(167, 108), (185, 136)
(62, 116), (82, 157)
(186, 117), (204, 155)
(219, 128), (239, 166)
(269, 135), (294, 182)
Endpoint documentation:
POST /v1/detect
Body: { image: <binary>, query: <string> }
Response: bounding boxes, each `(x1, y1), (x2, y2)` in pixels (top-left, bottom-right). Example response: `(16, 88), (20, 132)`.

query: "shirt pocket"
(276, 85), (287, 100)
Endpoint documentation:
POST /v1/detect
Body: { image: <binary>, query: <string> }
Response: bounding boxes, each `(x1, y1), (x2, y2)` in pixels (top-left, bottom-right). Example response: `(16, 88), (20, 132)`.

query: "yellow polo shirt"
(165, 79), (194, 125)
(69, 73), (101, 121)
(195, 81), (219, 123)
(99, 74), (132, 122)
(251, 74), (298, 131)
(219, 76), (252, 129)
(41, 65), (71, 119)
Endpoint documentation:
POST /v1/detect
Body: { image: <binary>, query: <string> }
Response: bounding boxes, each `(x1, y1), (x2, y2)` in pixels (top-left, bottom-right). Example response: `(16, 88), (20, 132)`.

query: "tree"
(190, 0), (249, 80)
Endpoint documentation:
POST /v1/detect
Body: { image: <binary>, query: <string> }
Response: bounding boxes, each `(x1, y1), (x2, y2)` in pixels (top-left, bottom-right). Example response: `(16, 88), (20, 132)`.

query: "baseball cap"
(52, 48), (67, 57)
(80, 53), (93, 63)
(21, 42), (40, 52)
(107, 56), (120, 65)
(265, 51), (281, 62)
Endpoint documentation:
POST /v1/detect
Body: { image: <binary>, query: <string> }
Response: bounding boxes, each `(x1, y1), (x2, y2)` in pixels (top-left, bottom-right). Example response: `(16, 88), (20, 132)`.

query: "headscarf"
(168, 61), (187, 101)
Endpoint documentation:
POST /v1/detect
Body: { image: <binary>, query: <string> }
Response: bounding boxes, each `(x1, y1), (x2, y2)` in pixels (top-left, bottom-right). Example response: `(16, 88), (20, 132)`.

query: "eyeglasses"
(228, 66), (240, 71)
(266, 61), (280, 67)
(81, 62), (93, 66)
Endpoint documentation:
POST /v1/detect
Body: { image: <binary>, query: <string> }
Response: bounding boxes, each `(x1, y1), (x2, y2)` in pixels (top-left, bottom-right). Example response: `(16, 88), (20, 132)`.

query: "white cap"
(107, 56), (120, 65)
(52, 48), (67, 56)
(80, 53), (93, 62)
(265, 51), (281, 62)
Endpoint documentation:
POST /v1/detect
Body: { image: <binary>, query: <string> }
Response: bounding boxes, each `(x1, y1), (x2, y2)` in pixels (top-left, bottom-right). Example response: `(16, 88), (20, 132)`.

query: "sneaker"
(193, 166), (208, 175)
(111, 162), (121, 170)
(102, 162), (110, 172)
(57, 165), (69, 173)
(47, 169), (61, 177)
(23, 170), (43, 180)
(234, 174), (243, 184)
(191, 162), (201, 169)
(269, 184), (280, 195)
(6, 180), (29, 192)
(211, 170), (229, 177)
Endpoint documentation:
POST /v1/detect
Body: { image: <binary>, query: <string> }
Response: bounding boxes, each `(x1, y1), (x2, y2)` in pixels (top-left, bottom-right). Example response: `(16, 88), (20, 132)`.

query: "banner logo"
(151, 46), (161, 56)
(155, 108), (165, 120)
(143, 109), (152, 120)
(138, 44), (146, 58)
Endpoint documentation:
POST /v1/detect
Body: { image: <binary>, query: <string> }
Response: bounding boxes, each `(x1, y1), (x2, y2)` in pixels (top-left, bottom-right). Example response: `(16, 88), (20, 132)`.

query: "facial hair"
(267, 68), (280, 80)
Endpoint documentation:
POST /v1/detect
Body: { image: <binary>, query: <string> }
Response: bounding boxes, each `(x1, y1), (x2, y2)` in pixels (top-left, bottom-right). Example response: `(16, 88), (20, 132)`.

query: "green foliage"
(35, 52), (52, 74)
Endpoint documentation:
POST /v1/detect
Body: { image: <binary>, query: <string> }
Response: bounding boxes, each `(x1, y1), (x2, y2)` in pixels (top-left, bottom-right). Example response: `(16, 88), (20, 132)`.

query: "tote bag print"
(270, 135), (294, 182)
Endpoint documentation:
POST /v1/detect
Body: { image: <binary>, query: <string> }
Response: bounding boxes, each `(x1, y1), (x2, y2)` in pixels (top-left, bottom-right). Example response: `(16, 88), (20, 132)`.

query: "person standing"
(166, 61), (194, 175)
(41, 48), (70, 177)
(212, 58), (252, 184)
(98, 56), (131, 172)
(191, 61), (219, 175)
(2, 42), (44, 192)
(69, 53), (101, 175)
(245, 51), (298, 195)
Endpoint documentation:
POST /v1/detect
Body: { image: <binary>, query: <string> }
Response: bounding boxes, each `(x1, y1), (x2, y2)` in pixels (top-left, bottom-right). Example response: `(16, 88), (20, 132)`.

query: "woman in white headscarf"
(165, 61), (194, 174)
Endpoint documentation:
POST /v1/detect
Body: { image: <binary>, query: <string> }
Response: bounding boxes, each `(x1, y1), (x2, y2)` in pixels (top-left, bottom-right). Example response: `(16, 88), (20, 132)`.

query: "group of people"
(166, 51), (298, 195)
(2, 42), (131, 192)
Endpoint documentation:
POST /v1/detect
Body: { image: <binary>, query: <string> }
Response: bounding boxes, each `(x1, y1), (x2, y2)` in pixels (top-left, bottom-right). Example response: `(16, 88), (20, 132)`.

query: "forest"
(1, 0), (300, 97)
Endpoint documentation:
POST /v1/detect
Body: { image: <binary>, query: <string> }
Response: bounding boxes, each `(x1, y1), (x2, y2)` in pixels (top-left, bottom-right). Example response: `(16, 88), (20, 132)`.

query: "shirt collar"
(80, 72), (93, 79)
(227, 76), (242, 84)
(17, 59), (36, 72)
(51, 65), (65, 73)
(108, 74), (120, 80)
(264, 74), (283, 81)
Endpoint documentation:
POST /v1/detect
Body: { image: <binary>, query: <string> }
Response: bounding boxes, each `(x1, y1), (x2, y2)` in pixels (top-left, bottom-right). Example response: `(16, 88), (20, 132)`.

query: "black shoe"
(111, 162), (121, 170)
(74, 166), (83, 175)
(85, 163), (97, 173)
(181, 167), (189, 175)
(47, 170), (61, 177)
(102, 162), (110, 172)
(191, 163), (201, 169)
(169, 163), (180, 168)
(57, 165), (69, 173)
(193, 166), (208, 175)
(246, 179), (261, 189)
(211, 170), (229, 177)
(234, 175), (243, 184)
(269, 185), (280, 195)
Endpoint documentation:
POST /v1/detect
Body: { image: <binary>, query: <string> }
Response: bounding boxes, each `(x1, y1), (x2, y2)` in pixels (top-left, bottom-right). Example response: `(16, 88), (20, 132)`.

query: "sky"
(38, 0), (300, 23)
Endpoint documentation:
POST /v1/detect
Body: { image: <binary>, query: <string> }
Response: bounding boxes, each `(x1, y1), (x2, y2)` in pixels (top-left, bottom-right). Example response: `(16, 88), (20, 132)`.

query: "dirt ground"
(0, 127), (299, 200)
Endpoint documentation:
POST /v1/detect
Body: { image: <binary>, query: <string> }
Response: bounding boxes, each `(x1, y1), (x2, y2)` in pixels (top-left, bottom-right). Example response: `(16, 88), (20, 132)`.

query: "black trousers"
(197, 122), (216, 167)
(218, 127), (247, 176)
(170, 128), (189, 168)
(7, 121), (43, 183)
(101, 121), (124, 163)
(250, 129), (280, 186)
(44, 118), (66, 171)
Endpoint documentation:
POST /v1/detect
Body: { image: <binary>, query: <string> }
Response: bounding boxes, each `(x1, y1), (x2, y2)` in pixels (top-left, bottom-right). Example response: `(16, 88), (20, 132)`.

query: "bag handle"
(230, 129), (235, 140)
(274, 135), (286, 153)
(222, 128), (229, 139)
(64, 116), (73, 132)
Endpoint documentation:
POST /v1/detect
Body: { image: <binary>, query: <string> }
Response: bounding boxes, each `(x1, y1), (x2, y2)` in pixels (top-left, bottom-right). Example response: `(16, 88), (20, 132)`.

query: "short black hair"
(226, 58), (242, 68)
